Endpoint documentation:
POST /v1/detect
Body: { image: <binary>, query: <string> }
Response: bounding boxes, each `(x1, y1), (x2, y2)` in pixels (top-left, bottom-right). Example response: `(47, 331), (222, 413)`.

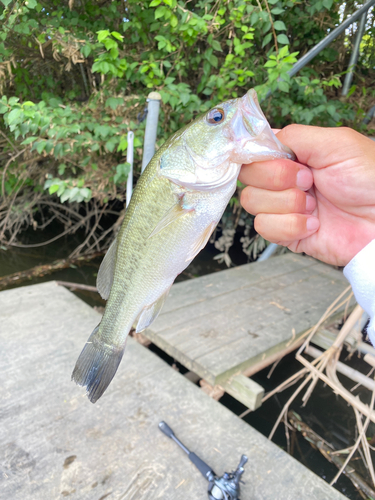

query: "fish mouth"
(230, 89), (296, 164)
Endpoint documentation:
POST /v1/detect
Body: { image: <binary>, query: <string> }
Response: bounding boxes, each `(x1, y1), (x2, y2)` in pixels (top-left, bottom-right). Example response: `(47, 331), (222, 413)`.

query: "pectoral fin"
(135, 287), (171, 333)
(148, 200), (193, 239)
(186, 221), (217, 262)
(96, 237), (118, 300)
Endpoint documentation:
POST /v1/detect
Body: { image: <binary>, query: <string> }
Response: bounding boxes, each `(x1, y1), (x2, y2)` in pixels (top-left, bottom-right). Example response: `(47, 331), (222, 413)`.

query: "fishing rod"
(158, 421), (248, 500)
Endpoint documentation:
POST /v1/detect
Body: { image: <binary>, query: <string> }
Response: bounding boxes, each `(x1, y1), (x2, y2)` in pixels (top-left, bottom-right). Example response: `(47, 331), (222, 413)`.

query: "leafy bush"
(0, 0), (374, 258)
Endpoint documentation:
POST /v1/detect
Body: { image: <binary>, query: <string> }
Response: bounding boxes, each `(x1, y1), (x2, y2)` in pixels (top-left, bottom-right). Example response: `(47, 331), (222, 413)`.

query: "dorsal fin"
(96, 237), (118, 300)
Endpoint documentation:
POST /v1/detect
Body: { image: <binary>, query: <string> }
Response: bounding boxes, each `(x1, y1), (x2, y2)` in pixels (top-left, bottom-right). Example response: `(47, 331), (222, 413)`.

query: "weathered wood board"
(144, 254), (349, 385)
(0, 281), (346, 499)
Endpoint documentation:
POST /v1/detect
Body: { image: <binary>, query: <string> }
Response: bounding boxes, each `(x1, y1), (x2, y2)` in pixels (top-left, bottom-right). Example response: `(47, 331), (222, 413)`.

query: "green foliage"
(0, 0), (374, 255)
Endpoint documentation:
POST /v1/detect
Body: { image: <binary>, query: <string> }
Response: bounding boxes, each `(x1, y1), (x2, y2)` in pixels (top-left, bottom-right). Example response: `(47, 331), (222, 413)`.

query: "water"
(0, 224), (372, 500)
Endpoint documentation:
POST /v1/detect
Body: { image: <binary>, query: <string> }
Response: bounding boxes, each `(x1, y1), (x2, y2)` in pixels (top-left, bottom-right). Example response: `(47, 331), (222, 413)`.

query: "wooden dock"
(143, 253), (349, 410)
(0, 280), (347, 499)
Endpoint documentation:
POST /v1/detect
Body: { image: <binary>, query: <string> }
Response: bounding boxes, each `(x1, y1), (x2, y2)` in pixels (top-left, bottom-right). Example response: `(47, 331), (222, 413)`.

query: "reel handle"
(238, 455), (248, 469)
(159, 421), (175, 439)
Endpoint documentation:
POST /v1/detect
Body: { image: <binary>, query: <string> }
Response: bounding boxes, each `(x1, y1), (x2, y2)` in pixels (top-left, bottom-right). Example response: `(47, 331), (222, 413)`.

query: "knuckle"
(240, 187), (255, 214)
(288, 189), (305, 212)
(273, 162), (289, 188)
(287, 214), (304, 237)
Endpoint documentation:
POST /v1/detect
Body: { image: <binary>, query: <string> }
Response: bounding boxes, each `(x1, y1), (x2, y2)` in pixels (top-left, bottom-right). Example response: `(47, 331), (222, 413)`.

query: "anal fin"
(135, 287), (171, 333)
(96, 237), (118, 300)
(186, 221), (217, 262)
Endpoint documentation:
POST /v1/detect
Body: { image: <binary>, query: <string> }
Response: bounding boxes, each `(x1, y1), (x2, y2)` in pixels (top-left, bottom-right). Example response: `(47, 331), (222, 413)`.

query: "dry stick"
(298, 288), (354, 404)
(56, 281), (98, 293)
(326, 346), (375, 487)
(69, 203), (104, 259)
(263, 0), (279, 52)
(330, 395), (375, 487)
(0, 129), (19, 153)
(240, 291), (354, 420)
(268, 372), (315, 440)
(299, 304), (364, 406)
(288, 412), (375, 499)
(1, 148), (26, 200)
(355, 407), (375, 485)
(298, 354), (375, 423)
(266, 292), (354, 434)
(4, 212), (93, 248)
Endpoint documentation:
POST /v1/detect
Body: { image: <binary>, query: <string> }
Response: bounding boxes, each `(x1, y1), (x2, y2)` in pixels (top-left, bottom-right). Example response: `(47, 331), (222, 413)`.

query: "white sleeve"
(343, 239), (375, 345)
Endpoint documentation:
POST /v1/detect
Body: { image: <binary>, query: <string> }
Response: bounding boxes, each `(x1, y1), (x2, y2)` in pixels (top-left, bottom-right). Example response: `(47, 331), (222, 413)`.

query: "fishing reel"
(159, 421), (248, 500)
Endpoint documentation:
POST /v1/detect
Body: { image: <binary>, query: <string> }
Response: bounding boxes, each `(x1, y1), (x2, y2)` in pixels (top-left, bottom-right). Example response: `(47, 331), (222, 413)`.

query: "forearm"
(343, 240), (375, 345)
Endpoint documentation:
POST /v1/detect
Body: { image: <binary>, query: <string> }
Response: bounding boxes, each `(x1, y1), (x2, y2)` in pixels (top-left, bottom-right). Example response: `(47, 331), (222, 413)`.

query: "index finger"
(275, 124), (371, 169)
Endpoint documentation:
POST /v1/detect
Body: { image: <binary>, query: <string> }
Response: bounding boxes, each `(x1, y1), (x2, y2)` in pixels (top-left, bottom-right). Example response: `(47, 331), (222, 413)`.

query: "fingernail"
(306, 194), (315, 212)
(296, 169), (312, 190)
(306, 217), (320, 231)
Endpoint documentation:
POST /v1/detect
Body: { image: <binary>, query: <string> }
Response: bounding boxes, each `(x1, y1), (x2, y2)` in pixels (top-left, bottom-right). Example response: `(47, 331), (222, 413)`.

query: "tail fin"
(72, 324), (125, 403)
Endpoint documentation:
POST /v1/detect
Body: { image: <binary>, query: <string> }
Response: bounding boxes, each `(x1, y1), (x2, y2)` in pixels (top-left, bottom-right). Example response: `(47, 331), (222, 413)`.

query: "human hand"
(239, 125), (375, 267)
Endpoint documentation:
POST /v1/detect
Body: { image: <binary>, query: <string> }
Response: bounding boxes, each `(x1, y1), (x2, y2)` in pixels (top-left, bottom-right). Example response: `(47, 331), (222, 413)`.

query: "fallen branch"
(288, 411), (375, 499)
(0, 251), (104, 291)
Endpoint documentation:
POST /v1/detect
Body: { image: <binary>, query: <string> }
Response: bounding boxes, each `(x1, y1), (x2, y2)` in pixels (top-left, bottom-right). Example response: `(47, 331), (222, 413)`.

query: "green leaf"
(105, 97), (123, 110)
(322, 0), (333, 9)
(264, 59), (277, 67)
(277, 34), (289, 45)
(150, 0), (161, 5)
(274, 20), (286, 31)
(0, 0), (12, 6)
(278, 80), (289, 92)
(114, 163), (130, 184)
(111, 31), (123, 41)
(81, 45), (91, 58)
(212, 40), (222, 52)
(155, 5), (166, 19)
(262, 33), (273, 48)
(49, 184), (60, 195)
(105, 137), (118, 152)
(21, 136), (38, 145)
(36, 141), (46, 154)
(7, 108), (22, 124)
(279, 45), (289, 58)
(271, 7), (284, 14)
(97, 30), (110, 42)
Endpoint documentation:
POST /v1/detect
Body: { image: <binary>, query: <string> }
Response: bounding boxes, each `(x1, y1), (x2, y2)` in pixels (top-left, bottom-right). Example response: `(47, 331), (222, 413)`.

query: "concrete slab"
(0, 281), (346, 499)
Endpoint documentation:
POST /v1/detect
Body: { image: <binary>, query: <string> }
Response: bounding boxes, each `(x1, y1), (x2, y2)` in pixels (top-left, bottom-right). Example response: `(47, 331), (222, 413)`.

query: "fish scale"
(72, 89), (295, 403)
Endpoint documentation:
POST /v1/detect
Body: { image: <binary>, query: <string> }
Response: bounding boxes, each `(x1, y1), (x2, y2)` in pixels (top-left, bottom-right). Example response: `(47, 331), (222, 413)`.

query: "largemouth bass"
(72, 89), (295, 403)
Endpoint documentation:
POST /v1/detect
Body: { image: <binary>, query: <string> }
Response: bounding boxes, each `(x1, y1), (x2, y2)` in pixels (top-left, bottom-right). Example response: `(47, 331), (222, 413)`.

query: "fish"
(72, 89), (295, 403)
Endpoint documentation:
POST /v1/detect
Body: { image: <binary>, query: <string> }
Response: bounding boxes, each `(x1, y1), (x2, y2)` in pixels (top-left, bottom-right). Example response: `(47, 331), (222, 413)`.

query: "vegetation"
(0, 0), (374, 259)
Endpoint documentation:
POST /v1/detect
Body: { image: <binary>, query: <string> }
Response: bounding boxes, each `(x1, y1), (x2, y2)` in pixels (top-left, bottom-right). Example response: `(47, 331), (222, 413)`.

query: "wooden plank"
(0, 282), (346, 500)
(223, 375), (264, 410)
(144, 254), (349, 385)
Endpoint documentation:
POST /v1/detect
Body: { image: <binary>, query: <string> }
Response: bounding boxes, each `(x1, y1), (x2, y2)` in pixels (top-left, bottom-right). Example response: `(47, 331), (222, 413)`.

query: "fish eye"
(207, 108), (225, 125)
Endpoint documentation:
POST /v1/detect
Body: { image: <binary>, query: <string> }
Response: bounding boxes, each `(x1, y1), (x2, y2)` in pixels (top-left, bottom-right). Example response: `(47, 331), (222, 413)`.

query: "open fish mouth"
(229, 89), (296, 164)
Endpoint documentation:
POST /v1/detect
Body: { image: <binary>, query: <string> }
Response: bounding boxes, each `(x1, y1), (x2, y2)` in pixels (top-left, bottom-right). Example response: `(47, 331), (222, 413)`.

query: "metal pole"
(126, 131), (134, 208)
(288, 0), (375, 78)
(257, 242), (279, 262)
(141, 91), (162, 173)
(342, 3), (370, 96)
